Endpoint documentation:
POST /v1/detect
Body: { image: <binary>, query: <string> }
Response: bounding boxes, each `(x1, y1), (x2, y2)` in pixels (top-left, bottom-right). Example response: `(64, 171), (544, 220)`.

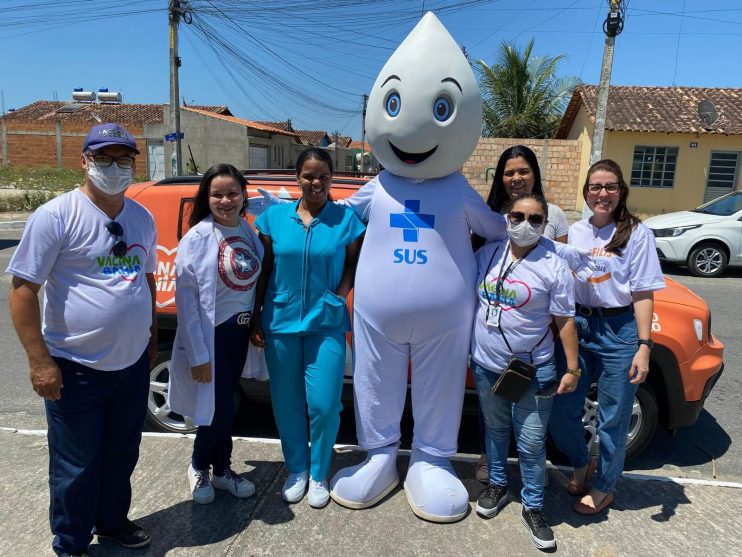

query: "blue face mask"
(88, 162), (133, 195)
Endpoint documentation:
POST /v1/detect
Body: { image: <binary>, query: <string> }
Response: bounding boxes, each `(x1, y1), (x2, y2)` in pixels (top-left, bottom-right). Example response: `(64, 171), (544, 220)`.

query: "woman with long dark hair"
(169, 163), (263, 504)
(250, 148), (365, 508)
(548, 159), (665, 514)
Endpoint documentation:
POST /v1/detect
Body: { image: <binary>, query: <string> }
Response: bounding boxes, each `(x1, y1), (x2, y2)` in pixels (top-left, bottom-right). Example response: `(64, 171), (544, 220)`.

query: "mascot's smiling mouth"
(389, 141), (438, 165)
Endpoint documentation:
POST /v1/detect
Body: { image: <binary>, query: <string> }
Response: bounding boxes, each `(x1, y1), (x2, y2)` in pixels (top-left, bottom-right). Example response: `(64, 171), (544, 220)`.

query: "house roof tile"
(556, 85), (742, 138)
(183, 107), (301, 138)
(3, 100), (230, 124)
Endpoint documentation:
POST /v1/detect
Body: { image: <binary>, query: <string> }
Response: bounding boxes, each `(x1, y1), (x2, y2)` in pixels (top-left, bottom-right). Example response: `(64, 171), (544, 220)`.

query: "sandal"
(573, 491), (614, 515)
(566, 457), (597, 495)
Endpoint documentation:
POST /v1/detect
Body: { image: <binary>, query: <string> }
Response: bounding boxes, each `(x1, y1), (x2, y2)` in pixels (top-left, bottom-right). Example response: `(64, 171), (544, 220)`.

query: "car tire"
(687, 242), (728, 277)
(624, 383), (659, 461)
(146, 350), (198, 434)
(548, 382), (659, 464)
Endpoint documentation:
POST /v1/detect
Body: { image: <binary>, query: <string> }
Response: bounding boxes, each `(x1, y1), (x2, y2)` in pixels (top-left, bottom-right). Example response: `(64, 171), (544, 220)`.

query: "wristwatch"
(565, 367), (581, 377)
(637, 338), (654, 349)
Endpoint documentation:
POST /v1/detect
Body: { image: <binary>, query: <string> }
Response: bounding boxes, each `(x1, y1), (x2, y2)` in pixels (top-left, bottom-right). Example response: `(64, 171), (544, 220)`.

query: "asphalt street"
(1, 230), (741, 482)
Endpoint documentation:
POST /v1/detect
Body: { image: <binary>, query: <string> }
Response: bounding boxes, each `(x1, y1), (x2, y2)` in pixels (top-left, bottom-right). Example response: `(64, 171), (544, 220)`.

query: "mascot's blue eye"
(386, 93), (401, 117)
(433, 95), (453, 122)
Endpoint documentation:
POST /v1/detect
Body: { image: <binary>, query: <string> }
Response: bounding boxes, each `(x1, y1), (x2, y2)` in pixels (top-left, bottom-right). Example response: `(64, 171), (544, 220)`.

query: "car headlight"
(652, 225), (701, 237)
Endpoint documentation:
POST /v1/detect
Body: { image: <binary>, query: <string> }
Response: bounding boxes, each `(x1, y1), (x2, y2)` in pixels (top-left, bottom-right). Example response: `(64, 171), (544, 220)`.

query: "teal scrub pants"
(264, 332), (346, 481)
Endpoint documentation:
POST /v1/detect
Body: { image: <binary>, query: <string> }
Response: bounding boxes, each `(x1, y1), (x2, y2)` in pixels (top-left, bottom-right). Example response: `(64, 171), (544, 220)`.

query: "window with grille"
(630, 146), (679, 188)
(704, 151), (740, 203)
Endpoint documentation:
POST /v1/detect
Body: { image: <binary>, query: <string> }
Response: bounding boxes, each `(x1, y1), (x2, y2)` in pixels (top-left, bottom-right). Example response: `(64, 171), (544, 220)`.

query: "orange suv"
(126, 171), (725, 461)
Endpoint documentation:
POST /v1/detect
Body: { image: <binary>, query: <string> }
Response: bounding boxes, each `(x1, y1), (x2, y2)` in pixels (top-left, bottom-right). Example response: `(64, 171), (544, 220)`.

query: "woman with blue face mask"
(471, 193), (579, 551)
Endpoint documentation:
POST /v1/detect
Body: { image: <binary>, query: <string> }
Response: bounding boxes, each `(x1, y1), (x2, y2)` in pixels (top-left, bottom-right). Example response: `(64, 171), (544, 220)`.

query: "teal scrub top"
(255, 200), (366, 334)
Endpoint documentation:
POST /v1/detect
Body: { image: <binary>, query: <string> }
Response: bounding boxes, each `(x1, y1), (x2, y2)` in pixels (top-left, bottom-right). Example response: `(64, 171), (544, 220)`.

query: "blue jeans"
(264, 332), (345, 481)
(192, 316), (250, 473)
(45, 350), (149, 556)
(549, 312), (639, 493)
(473, 359), (556, 511)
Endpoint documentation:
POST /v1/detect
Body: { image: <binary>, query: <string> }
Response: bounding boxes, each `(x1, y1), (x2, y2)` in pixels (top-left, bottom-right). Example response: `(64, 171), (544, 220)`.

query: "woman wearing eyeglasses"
(471, 193), (579, 550)
(250, 148), (365, 508)
(169, 164), (263, 505)
(548, 160), (665, 515)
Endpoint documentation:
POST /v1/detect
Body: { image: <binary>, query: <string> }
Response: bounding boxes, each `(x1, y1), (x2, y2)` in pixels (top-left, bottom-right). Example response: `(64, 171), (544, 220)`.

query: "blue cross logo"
(389, 200), (435, 243)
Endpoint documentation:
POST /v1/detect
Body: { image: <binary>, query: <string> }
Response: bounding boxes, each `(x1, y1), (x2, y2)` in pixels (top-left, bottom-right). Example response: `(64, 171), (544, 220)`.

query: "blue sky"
(1, 0), (740, 139)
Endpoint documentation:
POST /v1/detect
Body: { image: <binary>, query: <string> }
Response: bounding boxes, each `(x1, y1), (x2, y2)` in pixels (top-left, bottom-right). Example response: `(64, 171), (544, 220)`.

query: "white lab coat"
(167, 215), (265, 426)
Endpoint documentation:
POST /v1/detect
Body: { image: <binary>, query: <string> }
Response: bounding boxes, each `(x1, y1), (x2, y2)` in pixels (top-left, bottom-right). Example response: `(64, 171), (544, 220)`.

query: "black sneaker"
(521, 507), (556, 550)
(475, 484), (508, 518)
(96, 519), (151, 549)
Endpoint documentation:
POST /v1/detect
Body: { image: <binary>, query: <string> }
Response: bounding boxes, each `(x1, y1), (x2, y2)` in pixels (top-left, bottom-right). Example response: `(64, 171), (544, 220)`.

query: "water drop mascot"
(328, 12), (507, 523)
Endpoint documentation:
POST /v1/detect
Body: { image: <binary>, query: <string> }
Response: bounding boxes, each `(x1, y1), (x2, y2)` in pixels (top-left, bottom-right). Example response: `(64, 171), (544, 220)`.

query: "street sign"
(164, 132), (185, 142)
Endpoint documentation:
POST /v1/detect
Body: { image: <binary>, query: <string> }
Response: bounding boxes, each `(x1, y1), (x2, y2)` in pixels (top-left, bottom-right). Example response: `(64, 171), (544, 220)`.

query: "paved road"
(1, 230), (740, 481)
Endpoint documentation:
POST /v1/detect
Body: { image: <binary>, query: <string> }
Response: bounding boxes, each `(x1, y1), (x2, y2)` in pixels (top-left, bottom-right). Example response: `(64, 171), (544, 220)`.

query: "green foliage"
(476, 39), (580, 139)
(0, 191), (59, 212)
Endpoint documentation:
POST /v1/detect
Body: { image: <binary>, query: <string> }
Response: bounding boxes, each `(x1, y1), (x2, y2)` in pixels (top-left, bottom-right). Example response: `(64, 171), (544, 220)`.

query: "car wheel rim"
(583, 393), (642, 455)
(696, 248), (722, 274)
(148, 359), (195, 432)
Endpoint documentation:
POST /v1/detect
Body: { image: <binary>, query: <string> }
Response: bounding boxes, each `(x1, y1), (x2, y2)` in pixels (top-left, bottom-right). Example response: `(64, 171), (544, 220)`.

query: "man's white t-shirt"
(7, 189), (157, 370)
(471, 239), (575, 373)
(569, 219), (666, 308)
(213, 221), (261, 326)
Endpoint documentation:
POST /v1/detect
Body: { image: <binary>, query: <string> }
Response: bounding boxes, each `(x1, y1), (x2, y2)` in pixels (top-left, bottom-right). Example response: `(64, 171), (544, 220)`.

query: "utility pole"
(584, 0), (624, 216)
(333, 130), (340, 169)
(169, 0), (183, 176)
(360, 93), (368, 173)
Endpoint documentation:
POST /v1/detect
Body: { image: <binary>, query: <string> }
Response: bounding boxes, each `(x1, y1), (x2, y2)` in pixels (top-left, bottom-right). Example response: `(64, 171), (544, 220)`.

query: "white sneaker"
(282, 470), (309, 503)
(307, 478), (330, 508)
(188, 464), (215, 504)
(213, 468), (256, 498)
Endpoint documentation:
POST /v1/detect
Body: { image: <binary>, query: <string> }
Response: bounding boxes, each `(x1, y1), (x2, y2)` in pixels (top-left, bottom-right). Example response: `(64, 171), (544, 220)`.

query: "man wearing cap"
(7, 123), (157, 556)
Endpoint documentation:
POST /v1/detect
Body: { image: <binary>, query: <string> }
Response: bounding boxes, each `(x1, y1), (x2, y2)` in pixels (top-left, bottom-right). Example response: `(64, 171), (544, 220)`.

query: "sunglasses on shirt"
(105, 221), (128, 257)
(508, 211), (546, 227)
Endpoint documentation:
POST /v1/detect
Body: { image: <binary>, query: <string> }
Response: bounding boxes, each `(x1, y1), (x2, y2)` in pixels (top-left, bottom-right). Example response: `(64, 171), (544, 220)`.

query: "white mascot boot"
(330, 443), (400, 509)
(404, 447), (469, 523)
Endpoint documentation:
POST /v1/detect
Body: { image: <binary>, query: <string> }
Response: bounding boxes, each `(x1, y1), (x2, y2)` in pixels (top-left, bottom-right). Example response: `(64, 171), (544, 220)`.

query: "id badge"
(486, 306), (501, 327)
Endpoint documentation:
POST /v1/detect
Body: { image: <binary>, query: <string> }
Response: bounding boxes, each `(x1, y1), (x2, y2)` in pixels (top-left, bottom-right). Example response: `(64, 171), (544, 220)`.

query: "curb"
(0, 220), (27, 230)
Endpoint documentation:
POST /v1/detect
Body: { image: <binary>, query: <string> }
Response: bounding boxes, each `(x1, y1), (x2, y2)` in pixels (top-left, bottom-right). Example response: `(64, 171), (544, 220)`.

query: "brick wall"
(461, 137), (583, 212)
(1, 120), (149, 175)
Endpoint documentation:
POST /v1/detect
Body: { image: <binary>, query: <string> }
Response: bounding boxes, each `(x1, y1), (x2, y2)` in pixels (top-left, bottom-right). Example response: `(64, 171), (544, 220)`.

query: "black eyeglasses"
(86, 154), (135, 169)
(508, 211), (545, 227)
(587, 182), (621, 194)
(105, 221), (128, 257)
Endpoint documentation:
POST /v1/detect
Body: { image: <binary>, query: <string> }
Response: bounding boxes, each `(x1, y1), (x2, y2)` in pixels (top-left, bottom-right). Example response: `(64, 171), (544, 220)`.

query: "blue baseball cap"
(82, 123), (140, 154)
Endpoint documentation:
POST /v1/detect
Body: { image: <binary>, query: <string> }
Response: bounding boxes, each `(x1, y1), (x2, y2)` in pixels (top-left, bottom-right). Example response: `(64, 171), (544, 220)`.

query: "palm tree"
(476, 39), (580, 138)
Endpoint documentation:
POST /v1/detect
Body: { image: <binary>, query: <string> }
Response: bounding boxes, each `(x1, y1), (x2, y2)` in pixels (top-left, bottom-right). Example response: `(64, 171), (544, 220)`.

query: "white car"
(645, 191), (742, 277)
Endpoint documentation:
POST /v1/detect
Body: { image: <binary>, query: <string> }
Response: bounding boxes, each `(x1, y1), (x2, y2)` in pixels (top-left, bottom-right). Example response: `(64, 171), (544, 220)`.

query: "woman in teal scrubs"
(250, 148), (365, 508)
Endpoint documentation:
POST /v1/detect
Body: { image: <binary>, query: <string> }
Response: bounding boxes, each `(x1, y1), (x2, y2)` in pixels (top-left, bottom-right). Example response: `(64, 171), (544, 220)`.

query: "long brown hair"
(583, 159), (640, 255)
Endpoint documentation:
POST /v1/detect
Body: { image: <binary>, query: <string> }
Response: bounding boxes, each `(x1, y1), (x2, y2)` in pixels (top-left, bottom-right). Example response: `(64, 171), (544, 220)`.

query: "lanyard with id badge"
(483, 244), (548, 403)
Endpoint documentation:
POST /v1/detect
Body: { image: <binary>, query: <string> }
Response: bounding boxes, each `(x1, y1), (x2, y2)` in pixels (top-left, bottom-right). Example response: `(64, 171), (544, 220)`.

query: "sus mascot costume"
(329, 12), (506, 522)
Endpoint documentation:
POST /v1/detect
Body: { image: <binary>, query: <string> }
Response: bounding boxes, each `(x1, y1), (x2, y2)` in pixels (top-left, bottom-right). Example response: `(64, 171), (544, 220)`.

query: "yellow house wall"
(603, 132), (742, 218)
(565, 105), (594, 213)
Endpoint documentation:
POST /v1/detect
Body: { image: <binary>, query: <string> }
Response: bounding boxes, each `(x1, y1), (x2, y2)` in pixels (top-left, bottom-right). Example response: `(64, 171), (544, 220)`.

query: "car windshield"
(693, 191), (742, 216)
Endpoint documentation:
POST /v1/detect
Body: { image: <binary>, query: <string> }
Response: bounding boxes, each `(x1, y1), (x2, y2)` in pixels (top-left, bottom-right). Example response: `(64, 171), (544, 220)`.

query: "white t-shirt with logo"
(7, 189), (156, 370)
(471, 239), (575, 372)
(213, 221), (261, 326)
(569, 220), (666, 308)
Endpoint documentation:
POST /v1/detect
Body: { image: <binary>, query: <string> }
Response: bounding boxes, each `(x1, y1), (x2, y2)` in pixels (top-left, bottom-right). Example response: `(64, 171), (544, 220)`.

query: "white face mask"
(507, 219), (544, 247)
(87, 162), (133, 195)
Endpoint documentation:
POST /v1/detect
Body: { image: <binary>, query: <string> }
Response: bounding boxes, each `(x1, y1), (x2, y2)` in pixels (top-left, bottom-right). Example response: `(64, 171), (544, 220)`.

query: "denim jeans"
(192, 316), (250, 473)
(473, 358), (557, 511)
(548, 312), (639, 493)
(45, 350), (149, 556)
